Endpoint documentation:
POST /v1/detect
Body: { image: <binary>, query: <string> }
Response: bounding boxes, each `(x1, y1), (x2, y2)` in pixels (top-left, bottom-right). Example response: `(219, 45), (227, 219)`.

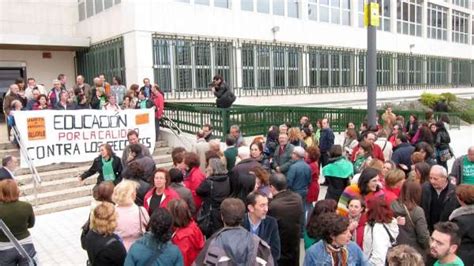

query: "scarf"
(139, 99), (148, 109)
(101, 157), (116, 181)
(325, 242), (348, 266)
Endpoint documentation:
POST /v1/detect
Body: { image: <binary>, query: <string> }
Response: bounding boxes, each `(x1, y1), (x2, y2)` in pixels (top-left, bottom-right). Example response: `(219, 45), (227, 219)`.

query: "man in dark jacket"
(54, 91), (74, 110)
(421, 165), (460, 232)
(230, 147), (260, 202)
(272, 134), (294, 174)
(242, 192), (280, 263)
(319, 118), (335, 167)
(122, 144), (156, 182)
(0, 156), (18, 181)
(211, 74), (235, 108)
(391, 133), (415, 168)
(194, 198), (273, 265)
(449, 184), (474, 266)
(268, 173), (304, 266)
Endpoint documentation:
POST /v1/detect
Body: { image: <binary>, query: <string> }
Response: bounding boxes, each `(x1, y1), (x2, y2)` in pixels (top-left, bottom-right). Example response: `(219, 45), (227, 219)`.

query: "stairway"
(0, 141), (173, 215)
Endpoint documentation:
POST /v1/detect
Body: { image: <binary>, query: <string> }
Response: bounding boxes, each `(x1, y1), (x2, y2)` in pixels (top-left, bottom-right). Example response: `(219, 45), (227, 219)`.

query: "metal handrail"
(12, 125), (42, 207)
(161, 114), (195, 148)
(0, 219), (35, 266)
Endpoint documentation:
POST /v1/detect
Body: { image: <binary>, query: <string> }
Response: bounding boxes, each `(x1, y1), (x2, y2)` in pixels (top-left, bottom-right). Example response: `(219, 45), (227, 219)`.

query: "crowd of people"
(2, 74), (164, 142)
(1, 78), (474, 265)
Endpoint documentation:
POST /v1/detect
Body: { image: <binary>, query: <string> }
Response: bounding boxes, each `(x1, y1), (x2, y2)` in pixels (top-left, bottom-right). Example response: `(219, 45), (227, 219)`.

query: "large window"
(241, 44), (301, 89)
(377, 54), (392, 85)
(427, 3), (448, 41)
(242, 0), (254, 11)
(397, 55), (423, 85)
(274, 0), (285, 16)
(453, 0), (469, 8)
(452, 10), (469, 44)
(288, 0), (299, 18)
(427, 57), (448, 85)
(397, 0), (422, 37)
(257, 0), (270, 13)
(308, 49), (352, 87)
(152, 36), (232, 93)
(452, 59), (471, 85)
(358, 0), (390, 31)
(79, 0), (121, 21)
(214, 0), (231, 8)
(319, 0), (351, 25)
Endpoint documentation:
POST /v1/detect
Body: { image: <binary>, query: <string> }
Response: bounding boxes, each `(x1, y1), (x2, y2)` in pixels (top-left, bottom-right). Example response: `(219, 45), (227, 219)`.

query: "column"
(123, 31), (154, 87)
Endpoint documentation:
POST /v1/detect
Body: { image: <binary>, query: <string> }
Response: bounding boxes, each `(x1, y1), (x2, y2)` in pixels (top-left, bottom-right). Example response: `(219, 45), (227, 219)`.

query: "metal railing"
(0, 219), (35, 266)
(163, 102), (462, 139)
(160, 114), (195, 148)
(12, 125), (42, 207)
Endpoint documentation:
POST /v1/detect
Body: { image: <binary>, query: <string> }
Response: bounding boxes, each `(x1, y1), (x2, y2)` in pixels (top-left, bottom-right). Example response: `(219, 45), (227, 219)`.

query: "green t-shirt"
(462, 156), (474, 185)
(434, 256), (465, 266)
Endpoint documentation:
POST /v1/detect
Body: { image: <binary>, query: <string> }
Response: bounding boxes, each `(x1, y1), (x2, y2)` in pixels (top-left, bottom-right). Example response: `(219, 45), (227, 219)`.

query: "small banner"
(13, 109), (156, 168)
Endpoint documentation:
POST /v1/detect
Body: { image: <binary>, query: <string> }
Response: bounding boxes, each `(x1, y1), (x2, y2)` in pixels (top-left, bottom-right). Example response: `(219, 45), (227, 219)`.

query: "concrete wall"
(0, 50), (76, 89)
(0, 0), (88, 47)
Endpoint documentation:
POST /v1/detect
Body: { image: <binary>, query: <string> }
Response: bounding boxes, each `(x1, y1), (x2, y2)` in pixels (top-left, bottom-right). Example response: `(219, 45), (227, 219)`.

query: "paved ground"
(25, 125), (472, 266)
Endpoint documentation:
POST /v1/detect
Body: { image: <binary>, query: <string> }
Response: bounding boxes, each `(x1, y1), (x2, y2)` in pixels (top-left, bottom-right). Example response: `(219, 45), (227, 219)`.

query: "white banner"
(13, 109), (156, 168)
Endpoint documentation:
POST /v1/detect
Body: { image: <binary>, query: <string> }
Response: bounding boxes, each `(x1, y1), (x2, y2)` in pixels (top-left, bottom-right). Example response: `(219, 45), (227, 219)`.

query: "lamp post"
(366, 0), (378, 129)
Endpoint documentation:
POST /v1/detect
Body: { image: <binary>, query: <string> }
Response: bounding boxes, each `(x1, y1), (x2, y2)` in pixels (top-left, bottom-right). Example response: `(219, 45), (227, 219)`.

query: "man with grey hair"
(192, 129), (209, 173)
(449, 146), (474, 185)
(74, 75), (92, 103)
(229, 125), (244, 147)
(48, 79), (65, 107)
(229, 146), (259, 202)
(421, 165), (460, 232)
(272, 134), (294, 174)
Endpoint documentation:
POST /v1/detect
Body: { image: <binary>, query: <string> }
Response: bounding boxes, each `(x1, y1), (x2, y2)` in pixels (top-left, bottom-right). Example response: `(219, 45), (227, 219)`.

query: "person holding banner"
(78, 143), (123, 185)
(135, 89), (154, 110)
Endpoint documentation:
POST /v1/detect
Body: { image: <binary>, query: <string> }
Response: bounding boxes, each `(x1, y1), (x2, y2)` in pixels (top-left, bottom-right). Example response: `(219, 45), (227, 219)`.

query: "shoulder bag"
(197, 180), (214, 236)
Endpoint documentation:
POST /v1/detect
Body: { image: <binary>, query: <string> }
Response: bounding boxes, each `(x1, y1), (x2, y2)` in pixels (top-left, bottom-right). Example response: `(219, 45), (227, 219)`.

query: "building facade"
(1, 0), (474, 101)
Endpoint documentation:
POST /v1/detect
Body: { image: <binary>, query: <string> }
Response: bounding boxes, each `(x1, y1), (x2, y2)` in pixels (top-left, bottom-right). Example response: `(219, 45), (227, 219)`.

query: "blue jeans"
(0, 243), (37, 266)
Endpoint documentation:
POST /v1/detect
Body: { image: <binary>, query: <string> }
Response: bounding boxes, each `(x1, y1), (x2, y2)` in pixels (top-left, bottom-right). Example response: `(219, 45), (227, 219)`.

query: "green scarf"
(322, 157), (354, 178)
(101, 157), (116, 181)
(100, 96), (106, 108)
(139, 100), (147, 109)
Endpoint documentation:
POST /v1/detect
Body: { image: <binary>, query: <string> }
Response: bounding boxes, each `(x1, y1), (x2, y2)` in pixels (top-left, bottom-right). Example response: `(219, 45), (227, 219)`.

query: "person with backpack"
(193, 198), (274, 265)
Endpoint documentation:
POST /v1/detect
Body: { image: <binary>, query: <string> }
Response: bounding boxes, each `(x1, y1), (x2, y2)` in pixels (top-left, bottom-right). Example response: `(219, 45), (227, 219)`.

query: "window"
(215, 0), (231, 8)
(86, 0), (94, 18)
(242, 0), (254, 11)
(377, 54), (392, 85)
(453, 0), (469, 8)
(397, 0), (422, 37)
(78, 1), (86, 21)
(152, 36), (232, 93)
(319, 0), (350, 25)
(397, 55), (423, 85)
(288, 0), (299, 18)
(274, 0), (285, 15)
(452, 59), (471, 85)
(242, 44), (255, 88)
(358, 53), (366, 86)
(452, 10), (469, 44)
(308, 0), (317, 20)
(427, 3), (448, 40)
(427, 57), (448, 85)
(359, 0), (390, 31)
(104, 0), (113, 9)
(242, 44), (301, 89)
(95, 0), (103, 14)
(257, 0), (270, 13)
(195, 0), (210, 5)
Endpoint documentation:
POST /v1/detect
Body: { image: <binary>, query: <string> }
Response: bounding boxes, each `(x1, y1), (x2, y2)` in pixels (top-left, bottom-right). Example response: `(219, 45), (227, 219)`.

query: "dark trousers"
(154, 117), (160, 142)
(0, 243), (37, 266)
(320, 151), (330, 167)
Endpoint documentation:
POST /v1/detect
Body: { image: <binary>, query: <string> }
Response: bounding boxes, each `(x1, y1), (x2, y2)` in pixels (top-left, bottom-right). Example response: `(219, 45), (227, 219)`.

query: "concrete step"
(0, 142), (18, 150)
(27, 161), (174, 215)
(0, 148), (20, 158)
(21, 184), (96, 206)
(32, 196), (93, 216)
(16, 148), (172, 179)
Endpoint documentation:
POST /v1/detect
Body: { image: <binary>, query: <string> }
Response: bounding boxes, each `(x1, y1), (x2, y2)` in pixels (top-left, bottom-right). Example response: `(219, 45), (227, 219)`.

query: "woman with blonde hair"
(82, 202), (126, 265)
(288, 127), (306, 148)
(112, 180), (149, 251)
(387, 244), (425, 266)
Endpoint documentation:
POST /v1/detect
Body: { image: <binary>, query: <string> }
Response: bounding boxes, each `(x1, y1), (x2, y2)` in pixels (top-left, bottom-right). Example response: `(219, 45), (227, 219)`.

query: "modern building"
(1, 0), (473, 103)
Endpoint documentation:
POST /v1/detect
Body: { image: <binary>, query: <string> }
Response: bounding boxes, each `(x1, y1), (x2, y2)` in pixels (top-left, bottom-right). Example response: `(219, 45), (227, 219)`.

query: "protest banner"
(13, 109), (156, 168)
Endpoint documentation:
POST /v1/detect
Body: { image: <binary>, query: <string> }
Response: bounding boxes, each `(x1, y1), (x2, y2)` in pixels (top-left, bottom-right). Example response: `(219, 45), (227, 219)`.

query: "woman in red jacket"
(151, 84), (164, 142)
(305, 146), (321, 214)
(144, 168), (180, 215)
(183, 152), (206, 211)
(168, 199), (205, 266)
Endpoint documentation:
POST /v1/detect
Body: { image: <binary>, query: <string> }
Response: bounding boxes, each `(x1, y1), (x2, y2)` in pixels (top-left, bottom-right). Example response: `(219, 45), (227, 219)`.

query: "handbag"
(439, 148), (452, 162)
(138, 205), (146, 236)
(197, 180), (214, 236)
